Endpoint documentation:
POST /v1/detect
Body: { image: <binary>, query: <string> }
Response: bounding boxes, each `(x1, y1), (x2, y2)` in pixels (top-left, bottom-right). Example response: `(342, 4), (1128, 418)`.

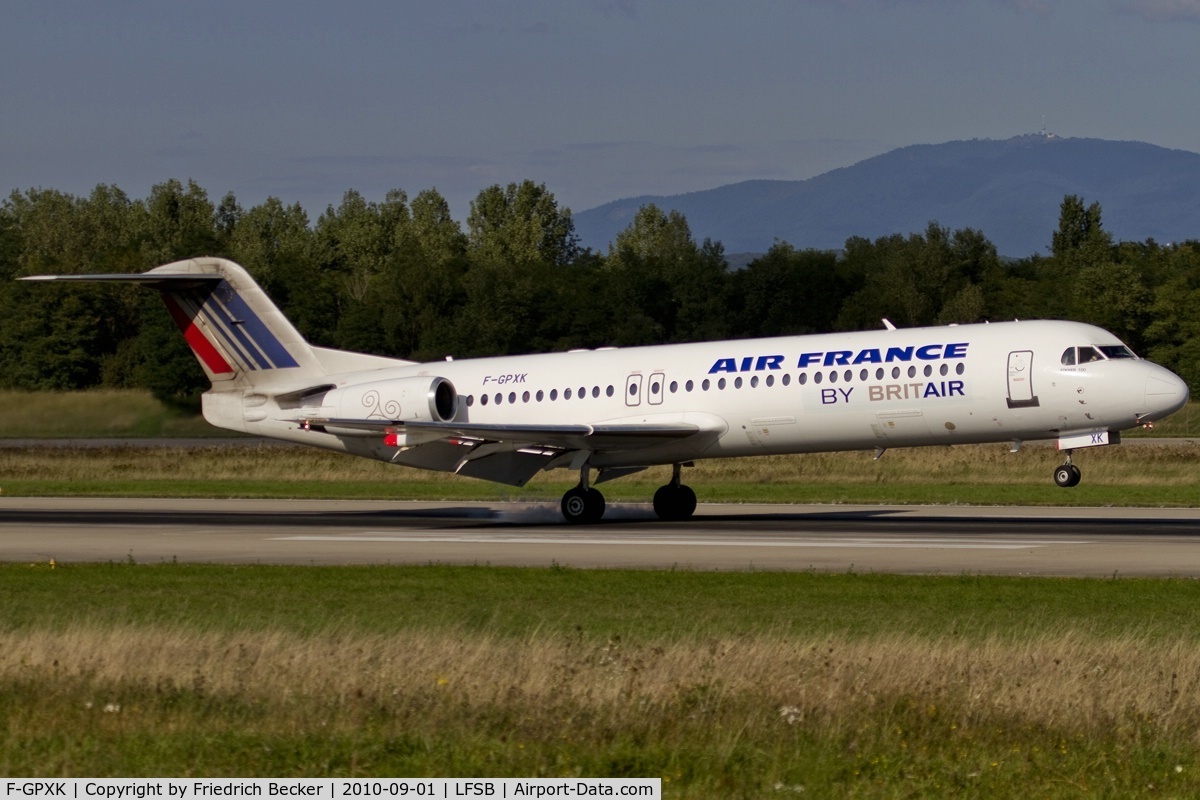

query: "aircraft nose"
(1144, 368), (1190, 420)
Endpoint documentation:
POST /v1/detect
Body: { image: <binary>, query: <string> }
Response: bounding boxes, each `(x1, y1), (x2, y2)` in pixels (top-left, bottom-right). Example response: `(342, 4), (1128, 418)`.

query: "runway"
(2, 497), (1199, 576)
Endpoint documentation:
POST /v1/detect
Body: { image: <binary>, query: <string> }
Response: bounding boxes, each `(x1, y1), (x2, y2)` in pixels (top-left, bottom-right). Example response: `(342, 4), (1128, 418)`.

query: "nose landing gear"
(1053, 450), (1082, 488)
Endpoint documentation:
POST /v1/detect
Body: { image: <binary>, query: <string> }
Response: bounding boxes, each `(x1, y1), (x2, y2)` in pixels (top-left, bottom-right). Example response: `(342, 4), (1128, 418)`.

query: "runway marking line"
(273, 534), (1090, 550)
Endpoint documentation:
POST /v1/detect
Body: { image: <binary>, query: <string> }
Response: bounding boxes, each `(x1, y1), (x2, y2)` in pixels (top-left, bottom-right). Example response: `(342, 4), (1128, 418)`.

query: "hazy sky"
(4, 1), (1199, 223)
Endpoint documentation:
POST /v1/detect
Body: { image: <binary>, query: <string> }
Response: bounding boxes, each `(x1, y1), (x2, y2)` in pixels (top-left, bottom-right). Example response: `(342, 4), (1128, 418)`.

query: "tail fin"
(22, 257), (405, 390)
(151, 257), (312, 383)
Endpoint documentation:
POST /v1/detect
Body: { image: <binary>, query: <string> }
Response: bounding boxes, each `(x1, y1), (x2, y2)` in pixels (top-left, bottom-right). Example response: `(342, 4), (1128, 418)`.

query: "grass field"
(3, 563), (1200, 795)
(2, 438), (1198, 506)
(3, 391), (1200, 793)
(0, 390), (231, 438)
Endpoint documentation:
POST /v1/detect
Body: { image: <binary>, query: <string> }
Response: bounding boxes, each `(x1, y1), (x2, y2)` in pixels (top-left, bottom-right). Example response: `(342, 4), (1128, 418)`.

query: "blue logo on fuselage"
(708, 343), (969, 374)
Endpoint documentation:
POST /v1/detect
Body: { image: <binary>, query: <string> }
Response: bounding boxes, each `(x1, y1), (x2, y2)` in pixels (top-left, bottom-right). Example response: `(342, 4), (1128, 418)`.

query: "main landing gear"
(560, 463), (697, 524)
(1053, 450), (1082, 488)
(652, 463), (697, 521)
(561, 483), (605, 524)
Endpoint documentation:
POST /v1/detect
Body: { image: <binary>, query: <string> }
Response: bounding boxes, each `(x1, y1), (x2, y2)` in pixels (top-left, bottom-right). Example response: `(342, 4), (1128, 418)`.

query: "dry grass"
(693, 441), (1200, 486)
(5, 625), (1200, 742)
(0, 441), (1196, 485)
(0, 444), (397, 483)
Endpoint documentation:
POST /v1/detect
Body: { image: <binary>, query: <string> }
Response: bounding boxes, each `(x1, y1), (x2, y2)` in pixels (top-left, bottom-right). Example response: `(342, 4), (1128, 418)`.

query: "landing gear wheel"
(561, 486), (605, 524)
(1053, 464), (1082, 488)
(653, 484), (697, 521)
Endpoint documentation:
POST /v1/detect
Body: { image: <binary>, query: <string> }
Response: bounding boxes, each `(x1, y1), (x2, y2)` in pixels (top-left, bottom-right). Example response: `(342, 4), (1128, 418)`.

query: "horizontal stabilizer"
(21, 273), (221, 287)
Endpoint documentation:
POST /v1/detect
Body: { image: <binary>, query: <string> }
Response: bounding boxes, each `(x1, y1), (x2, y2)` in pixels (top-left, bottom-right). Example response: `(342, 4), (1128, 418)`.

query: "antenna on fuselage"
(882, 318), (897, 331)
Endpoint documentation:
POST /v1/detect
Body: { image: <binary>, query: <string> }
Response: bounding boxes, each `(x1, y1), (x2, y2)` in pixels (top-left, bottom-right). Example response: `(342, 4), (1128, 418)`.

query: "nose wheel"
(1053, 451), (1082, 488)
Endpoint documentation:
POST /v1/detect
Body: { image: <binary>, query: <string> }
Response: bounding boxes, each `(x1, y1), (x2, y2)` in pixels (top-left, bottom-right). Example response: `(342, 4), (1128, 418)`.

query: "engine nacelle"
(323, 376), (458, 424)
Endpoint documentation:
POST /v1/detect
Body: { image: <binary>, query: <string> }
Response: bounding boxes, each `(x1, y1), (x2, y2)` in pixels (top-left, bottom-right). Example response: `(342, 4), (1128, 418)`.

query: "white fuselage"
(225, 319), (1189, 471)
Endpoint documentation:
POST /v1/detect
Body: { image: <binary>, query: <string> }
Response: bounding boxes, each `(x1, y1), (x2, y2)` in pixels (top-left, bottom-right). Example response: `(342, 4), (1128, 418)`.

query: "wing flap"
(294, 417), (704, 451)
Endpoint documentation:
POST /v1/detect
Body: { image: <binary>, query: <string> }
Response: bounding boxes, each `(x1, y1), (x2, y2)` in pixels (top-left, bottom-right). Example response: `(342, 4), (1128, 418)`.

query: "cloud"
(999, 0), (1051, 13)
(1123, 0), (1200, 21)
(591, 0), (638, 19)
(799, 0), (1047, 8)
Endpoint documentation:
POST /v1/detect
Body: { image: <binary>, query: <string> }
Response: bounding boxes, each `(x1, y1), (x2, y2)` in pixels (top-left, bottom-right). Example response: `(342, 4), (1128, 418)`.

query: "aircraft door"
(648, 372), (665, 405)
(1006, 350), (1040, 408)
(625, 374), (643, 407)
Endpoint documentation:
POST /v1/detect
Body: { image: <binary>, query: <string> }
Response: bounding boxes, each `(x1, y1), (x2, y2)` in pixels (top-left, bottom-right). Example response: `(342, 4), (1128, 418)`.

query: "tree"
(467, 181), (580, 268)
(315, 189), (409, 293)
(730, 243), (844, 337)
(835, 223), (1000, 331)
(313, 189), (412, 353)
(140, 179), (221, 264)
(0, 282), (109, 390)
(602, 205), (730, 344)
(215, 191), (243, 244)
(0, 204), (19, 281)
(228, 197), (313, 286)
(373, 189), (469, 359)
(451, 183), (582, 356)
(1142, 242), (1200, 392)
(1051, 194), (1112, 268)
(1071, 261), (1153, 351)
(0, 186), (147, 389)
(408, 188), (468, 265)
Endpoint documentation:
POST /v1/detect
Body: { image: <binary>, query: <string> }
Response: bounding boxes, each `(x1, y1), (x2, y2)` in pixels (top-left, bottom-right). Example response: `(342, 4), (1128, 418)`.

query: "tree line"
(1, 179), (1198, 408)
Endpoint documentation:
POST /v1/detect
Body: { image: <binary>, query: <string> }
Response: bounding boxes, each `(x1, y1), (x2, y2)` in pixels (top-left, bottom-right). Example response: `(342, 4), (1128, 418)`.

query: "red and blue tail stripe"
(161, 280), (299, 375)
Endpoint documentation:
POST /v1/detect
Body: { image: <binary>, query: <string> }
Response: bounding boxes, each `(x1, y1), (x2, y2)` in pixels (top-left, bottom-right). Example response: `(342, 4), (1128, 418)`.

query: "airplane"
(23, 257), (1190, 523)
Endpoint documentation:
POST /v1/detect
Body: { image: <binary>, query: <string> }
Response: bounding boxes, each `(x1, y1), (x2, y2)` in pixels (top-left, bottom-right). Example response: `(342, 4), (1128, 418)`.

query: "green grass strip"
(3, 564), (1200, 792)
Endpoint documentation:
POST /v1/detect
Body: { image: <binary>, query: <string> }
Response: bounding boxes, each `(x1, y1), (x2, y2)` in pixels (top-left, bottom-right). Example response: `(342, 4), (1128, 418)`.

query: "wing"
(293, 416), (725, 487)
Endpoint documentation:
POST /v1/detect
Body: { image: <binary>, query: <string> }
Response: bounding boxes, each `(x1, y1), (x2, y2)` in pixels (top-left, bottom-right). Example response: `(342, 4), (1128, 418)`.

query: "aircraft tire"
(562, 487), (605, 524)
(653, 484), (697, 521)
(1053, 464), (1082, 488)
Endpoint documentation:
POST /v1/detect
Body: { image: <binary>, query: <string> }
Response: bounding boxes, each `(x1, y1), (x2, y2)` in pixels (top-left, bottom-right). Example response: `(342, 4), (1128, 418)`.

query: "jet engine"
(321, 376), (458, 424)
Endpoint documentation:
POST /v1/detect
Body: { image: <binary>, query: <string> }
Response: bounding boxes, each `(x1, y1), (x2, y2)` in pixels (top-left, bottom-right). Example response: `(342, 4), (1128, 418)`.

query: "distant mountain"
(572, 136), (1200, 258)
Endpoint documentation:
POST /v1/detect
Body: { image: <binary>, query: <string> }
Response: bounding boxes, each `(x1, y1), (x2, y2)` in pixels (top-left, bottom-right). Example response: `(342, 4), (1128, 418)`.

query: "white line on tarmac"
(273, 534), (1089, 550)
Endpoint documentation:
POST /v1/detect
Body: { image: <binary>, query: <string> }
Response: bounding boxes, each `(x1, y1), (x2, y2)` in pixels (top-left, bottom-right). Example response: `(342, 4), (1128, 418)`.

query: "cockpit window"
(1099, 344), (1136, 360)
(1062, 344), (1139, 366)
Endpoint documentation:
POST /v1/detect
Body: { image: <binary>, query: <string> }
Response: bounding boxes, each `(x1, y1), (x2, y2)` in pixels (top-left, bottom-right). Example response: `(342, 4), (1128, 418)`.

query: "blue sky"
(4, 1), (1199, 223)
